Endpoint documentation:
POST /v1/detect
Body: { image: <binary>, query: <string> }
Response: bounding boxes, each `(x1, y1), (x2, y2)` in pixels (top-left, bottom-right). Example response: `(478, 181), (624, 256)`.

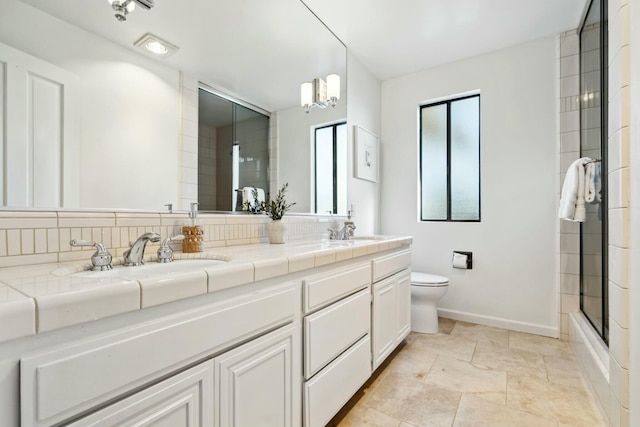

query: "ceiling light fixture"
(300, 74), (340, 113)
(134, 33), (179, 57)
(107, 0), (154, 22)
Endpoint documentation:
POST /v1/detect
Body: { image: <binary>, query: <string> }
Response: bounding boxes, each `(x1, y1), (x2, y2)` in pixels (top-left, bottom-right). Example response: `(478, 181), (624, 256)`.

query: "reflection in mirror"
(314, 122), (347, 215)
(1, 0), (347, 212)
(198, 88), (269, 212)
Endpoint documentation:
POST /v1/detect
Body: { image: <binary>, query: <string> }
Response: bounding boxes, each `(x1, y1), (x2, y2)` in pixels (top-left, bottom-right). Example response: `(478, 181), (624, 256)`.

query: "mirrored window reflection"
(420, 95), (480, 222)
(314, 122), (347, 215)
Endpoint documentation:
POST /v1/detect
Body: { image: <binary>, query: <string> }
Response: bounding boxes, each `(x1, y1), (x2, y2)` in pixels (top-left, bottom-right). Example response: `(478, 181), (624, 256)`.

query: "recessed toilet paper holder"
(453, 251), (473, 269)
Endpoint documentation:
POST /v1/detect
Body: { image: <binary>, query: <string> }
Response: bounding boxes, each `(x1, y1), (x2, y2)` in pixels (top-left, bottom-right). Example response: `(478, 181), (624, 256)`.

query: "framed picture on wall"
(354, 125), (378, 182)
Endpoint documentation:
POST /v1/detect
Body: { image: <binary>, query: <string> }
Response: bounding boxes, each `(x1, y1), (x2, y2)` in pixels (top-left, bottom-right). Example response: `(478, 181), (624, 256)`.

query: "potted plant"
(242, 187), (266, 214)
(266, 183), (296, 244)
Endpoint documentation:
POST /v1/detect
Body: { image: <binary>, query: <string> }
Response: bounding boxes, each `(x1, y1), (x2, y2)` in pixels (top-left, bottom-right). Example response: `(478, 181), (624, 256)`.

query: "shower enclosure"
(579, 0), (608, 344)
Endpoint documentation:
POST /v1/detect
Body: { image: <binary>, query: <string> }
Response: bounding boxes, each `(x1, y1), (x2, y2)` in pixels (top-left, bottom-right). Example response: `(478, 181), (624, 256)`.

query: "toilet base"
(411, 304), (439, 334)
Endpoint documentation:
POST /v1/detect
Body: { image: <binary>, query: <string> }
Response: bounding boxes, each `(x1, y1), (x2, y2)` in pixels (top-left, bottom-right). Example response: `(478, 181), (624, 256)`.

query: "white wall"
(347, 52), (382, 235)
(0, 0), (180, 210)
(380, 37), (559, 335)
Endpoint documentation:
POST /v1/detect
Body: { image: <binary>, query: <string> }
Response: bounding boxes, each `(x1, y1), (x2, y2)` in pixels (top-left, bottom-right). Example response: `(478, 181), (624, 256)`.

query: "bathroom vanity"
(0, 236), (411, 427)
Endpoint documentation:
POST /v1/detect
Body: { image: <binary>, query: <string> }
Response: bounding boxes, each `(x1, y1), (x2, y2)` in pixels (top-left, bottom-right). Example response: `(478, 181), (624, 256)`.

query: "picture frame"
(354, 125), (378, 182)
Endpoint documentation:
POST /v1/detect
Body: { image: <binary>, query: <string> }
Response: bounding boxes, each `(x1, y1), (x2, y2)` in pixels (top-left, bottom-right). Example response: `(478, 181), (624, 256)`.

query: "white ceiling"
(304, 0), (590, 80)
(18, 0), (589, 110)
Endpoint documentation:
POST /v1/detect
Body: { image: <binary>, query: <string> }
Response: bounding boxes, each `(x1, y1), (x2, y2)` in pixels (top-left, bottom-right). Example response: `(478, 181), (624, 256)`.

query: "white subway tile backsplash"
(7, 230), (20, 256)
(21, 230), (34, 255)
(35, 229), (47, 254)
(0, 231), (7, 257)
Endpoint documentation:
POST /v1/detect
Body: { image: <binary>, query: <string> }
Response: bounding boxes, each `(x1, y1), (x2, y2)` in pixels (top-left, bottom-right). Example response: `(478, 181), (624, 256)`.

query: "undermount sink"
(68, 259), (228, 280)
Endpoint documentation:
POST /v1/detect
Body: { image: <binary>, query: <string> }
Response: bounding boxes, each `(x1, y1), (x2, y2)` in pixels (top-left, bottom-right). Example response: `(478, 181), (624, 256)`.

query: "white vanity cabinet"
(301, 262), (373, 427)
(214, 323), (300, 427)
(67, 359), (215, 427)
(20, 281), (300, 427)
(371, 250), (412, 370)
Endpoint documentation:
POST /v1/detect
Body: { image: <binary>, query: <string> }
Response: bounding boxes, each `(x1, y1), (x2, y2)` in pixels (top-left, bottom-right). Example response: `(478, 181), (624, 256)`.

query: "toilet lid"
(411, 272), (449, 287)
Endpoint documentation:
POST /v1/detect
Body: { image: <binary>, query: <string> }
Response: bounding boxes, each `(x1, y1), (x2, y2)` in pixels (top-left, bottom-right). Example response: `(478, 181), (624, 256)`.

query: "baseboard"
(437, 308), (559, 338)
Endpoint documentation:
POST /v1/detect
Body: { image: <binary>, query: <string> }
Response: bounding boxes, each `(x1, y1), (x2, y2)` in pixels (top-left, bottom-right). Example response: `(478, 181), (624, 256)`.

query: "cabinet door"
(396, 269), (411, 343)
(372, 276), (397, 369)
(67, 360), (213, 427)
(214, 323), (301, 427)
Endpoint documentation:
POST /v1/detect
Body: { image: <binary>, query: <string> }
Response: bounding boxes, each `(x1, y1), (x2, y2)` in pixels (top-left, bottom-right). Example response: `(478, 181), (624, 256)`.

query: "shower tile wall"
(562, 0), (632, 425)
(606, 0), (631, 425)
(559, 30), (581, 342)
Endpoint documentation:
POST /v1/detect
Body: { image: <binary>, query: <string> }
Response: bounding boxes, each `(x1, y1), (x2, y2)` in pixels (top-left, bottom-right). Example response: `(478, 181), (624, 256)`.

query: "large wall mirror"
(0, 0), (347, 213)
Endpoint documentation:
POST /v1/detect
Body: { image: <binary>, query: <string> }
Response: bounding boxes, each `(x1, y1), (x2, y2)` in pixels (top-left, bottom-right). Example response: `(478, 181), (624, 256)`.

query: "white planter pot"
(267, 220), (286, 244)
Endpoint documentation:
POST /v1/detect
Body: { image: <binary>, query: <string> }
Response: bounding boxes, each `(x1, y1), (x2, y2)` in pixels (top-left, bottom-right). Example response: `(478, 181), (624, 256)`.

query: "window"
(419, 94), (480, 221)
(314, 122), (347, 215)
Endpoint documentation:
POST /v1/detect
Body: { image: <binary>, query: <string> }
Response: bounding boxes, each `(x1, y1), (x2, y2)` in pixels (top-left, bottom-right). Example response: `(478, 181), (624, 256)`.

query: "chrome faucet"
(70, 239), (113, 271)
(123, 232), (161, 266)
(157, 234), (185, 263)
(328, 223), (356, 240)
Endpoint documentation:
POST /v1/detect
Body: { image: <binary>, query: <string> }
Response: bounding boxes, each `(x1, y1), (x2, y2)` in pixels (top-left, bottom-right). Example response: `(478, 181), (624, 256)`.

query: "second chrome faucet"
(123, 232), (161, 266)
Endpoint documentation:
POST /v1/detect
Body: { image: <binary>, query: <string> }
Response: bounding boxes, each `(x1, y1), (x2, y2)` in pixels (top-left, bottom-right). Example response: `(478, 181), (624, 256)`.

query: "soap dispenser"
(182, 202), (203, 253)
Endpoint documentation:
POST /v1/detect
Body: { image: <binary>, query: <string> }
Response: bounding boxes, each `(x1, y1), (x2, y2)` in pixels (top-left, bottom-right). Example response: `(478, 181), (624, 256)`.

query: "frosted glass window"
(420, 104), (448, 220)
(450, 97), (480, 220)
(315, 122), (347, 214)
(420, 95), (480, 221)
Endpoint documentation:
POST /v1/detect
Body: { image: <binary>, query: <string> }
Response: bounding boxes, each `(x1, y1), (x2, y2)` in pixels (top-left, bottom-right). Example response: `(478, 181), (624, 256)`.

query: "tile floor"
(330, 318), (605, 427)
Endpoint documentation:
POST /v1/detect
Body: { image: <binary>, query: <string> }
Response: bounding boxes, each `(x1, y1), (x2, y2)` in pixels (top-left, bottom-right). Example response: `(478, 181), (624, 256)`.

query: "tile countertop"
(0, 236), (412, 344)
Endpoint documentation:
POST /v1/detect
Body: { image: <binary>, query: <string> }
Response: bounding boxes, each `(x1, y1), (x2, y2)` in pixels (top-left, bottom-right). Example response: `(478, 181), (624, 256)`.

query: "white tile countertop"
(0, 236), (412, 343)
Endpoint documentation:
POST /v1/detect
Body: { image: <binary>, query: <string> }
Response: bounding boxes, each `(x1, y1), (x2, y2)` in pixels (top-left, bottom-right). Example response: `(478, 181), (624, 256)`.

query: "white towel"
(558, 157), (592, 222)
(242, 187), (265, 208)
(584, 162), (596, 203)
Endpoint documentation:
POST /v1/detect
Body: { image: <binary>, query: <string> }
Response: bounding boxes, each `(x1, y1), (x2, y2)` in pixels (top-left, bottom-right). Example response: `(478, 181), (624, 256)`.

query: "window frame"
(419, 94), (481, 222)
(313, 121), (346, 215)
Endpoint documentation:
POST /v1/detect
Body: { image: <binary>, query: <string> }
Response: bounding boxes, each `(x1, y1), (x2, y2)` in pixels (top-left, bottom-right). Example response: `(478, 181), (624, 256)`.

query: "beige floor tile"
(438, 317), (456, 334)
(508, 330), (574, 357)
(426, 355), (507, 394)
(507, 374), (605, 426)
(411, 332), (476, 362)
(450, 321), (510, 347)
(386, 343), (438, 379)
(467, 391), (506, 405)
(453, 394), (557, 427)
(544, 355), (587, 388)
(363, 371), (461, 427)
(337, 406), (403, 427)
(472, 340), (547, 378)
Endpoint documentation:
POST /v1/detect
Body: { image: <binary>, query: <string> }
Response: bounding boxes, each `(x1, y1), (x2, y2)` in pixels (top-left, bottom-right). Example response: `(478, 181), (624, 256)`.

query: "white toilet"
(410, 272), (449, 334)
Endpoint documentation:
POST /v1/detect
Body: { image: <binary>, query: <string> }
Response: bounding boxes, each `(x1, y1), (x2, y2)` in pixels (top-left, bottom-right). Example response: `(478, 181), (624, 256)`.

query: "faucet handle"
(327, 228), (339, 240)
(157, 234), (185, 263)
(69, 239), (113, 271)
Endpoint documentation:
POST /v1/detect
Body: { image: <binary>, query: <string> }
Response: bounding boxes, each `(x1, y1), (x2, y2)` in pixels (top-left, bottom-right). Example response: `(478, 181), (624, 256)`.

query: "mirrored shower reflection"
(198, 88), (270, 211)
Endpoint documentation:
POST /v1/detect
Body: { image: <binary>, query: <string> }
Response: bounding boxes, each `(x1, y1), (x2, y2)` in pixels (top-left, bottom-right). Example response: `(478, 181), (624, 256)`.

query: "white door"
(214, 323), (301, 427)
(396, 269), (411, 343)
(0, 41), (79, 208)
(372, 276), (397, 369)
(67, 360), (214, 427)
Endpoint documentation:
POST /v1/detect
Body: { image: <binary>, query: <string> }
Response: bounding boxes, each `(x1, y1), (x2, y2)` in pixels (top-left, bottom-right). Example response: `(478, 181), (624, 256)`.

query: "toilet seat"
(411, 272), (449, 287)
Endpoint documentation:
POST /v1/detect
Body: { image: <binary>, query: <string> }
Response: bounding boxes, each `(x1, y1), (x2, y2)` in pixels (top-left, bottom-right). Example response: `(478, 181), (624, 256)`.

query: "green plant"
(266, 183), (296, 220)
(242, 187), (266, 214)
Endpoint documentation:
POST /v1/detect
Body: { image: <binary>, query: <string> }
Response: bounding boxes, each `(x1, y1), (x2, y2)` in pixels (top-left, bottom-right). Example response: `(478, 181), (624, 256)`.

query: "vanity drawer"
(303, 262), (371, 313)
(20, 282), (299, 427)
(372, 249), (412, 282)
(303, 335), (371, 427)
(304, 288), (370, 379)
